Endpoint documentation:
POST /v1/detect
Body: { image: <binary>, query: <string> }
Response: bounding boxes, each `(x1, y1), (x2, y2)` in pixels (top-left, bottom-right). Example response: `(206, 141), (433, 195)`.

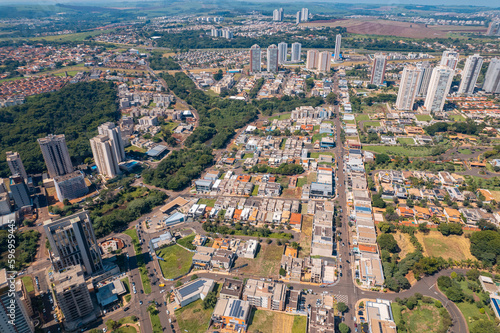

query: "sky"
(0, 0), (497, 8)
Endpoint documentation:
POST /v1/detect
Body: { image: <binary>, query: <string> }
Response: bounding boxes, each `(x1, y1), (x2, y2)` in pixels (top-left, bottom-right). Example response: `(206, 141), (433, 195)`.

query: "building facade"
(334, 34), (342, 61)
(9, 175), (30, 209)
(277, 42), (287, 65)
(396, 66), (422, 111)
(440, 50), (460, 70)
(54, 171), (88, 202)
(44, 211), (103, 275)
(0, 269), (34, 333)
(291, 42), (301, 62)
(267, 44), (279, 72)
(317, 51), (331, 73)
(306, 50), (319, 70)
(424, 65), (454, 112)
(38, 134), (74, 178)
(458, 54), (483, 95)
(90, 135), (121, 178)
(370, 54), (387, 85)
(98, 122), (125, 164)
(416, 62), (433, 97)
(6, 151), (27, 181)
(250, 44), (261, 73)
(484, 58), (500, 94)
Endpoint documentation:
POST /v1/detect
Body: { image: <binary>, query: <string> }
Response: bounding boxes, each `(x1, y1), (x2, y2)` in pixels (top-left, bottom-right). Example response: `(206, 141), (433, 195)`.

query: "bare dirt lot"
(302, 19), (486, 38)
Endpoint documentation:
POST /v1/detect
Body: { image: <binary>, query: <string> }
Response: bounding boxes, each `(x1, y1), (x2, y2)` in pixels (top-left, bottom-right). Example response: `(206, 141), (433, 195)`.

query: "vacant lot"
(416, 114), (432, 121)
(392, 301), (450, 333)
(398, 138), (415, 145)
(156, 245), (193, 279)
(175, 299), (212, 333)
(21, 276), (34, 293)
(302, 19), (486, 38)
(364, 145), (436, 157)
(415, 231), (474, 261)
(247, 309), (306, 333)
(300, 215), (313, 258)
(233, 242), (283, 278)
(394, 231), (415, 259)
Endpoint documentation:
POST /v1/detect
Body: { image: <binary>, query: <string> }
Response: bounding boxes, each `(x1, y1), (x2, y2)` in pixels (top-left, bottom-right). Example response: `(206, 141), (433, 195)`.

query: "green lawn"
(156, 245), (194, 279)
(355, 114), (370, 121)
(365, 145), (437, 157)
(402, 302), (449, 333)
(139, 264), (152, 294)
(197, 198), (216, 207)
(176, 233), (196, 250)
(121, 277), (131, 295)
(175, 299), (212, 333)
(149, 308), (162, 333)
(125, 146), (147, 154)
(280, 139), (287, 150)
(296, 177), (307, 188)
(252, 185), (259, 196)
(31, 28), (116, 42)
(363, 121), (381, 128)
(398, 137), (415, 145)
(292, 315), (307, 333)
(309, 152), (334, 158)
(343, 119), (356, 124)
(269, 113), (291, 121)
(449, 114), (466, 121)
(458, 148), (472, 155)
(21, 276), (34, 293)
(416, 114), (432, 121)
(391, 303), (403, 325)
(243, 153), (254, 159)
(312, 133), (329, 143)
(123, 228), (141, 254)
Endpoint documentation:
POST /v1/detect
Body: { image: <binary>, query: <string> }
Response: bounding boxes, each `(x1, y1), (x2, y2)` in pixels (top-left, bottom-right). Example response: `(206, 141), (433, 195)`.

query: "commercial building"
(424, 65), (454, 112)
(9, 175), (30, 209)
(44, 211), (103, 275)
(250, 45), (262, 73)
(416, 62), (433, 97)
(291, 42), (301, 62)
(483, 58), (500, 94)
(272, 8), (284, 22)
(52, 265), (94, 326)
(0, 268), (34, 333)
(90, 135), (121, 178)
(370, 53), (387, 85)
(306, 50), (319, 70)
(309, 306), (335, 333)
(243, 279), (286, 311)
(174, 278), (215, 307)
(458, 54), (483, 95)
(0, 192), (11, 215)
(38, 134), (73, 178)
(396, 65), (422, 111)
(334, 34), (342, 61)
(440, 50), (460, 70)
(278, 42), (287, 65)
(366, 299), (397, 333)
(317, 51), (331, 73)
(267, 44), (279, 73)
(54, 171), (88, 202)
(212, 298), (251, 332)
(6, 151), (27, 181)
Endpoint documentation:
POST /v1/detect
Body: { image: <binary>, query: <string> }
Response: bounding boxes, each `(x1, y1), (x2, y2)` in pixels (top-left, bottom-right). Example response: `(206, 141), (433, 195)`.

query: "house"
(289, 213), (302, 230)
(414, 206), (431, 220)
(446, 187), (465, 201)
(219, 278), (244, 300)
(407, 188), (422, 200)
(478, 189), (495, 203)
(429, 206), (447, 223)
(211, 299), (251, 332)
(397, 206), (415, 219)
(258, 183), (281, 197)
(459, 208), (482, 225)
(444, 207), (462, 223)
(438, 172), (456, 186)
(211, 249), (235, 270)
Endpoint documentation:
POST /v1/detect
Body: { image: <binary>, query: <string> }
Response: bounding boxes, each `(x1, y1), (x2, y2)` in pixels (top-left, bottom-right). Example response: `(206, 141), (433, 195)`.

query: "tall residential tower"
(424, 65), (454, 112)
(291, 42), (301, 62)
(370, 54), (387, 85)
(267, 44), (279, 73)
(396, 66), (422, 111)
(458, 54), (483, 95)
(483, 58), (500, 94)
(250, 44), (261, 73)
(334, 34), (342, 62)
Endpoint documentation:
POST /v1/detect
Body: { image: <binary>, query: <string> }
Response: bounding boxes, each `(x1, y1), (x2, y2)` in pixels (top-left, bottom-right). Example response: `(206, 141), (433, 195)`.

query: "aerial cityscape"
(1, 1), (500, 333)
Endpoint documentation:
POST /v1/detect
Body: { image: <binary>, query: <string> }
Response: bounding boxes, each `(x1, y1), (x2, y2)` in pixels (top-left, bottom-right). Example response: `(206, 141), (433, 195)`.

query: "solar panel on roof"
(228, 300), (244, 318)
(178, 279), (206, 298)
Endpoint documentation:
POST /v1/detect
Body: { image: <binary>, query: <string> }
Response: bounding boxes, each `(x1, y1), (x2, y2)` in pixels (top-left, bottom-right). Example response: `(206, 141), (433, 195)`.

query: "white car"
(103, 328), (107, 333)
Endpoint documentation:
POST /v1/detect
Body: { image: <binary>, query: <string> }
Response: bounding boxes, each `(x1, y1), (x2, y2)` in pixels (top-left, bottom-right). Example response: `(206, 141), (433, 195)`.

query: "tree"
(175, 280), (183, 288)
(466, 269), (480, 281)
(338, 323), (350, 333)
(337, 302), (348, 313)
(106, 319), (119, 330)
(191, 274), (199, 281)
(375, 153), (390, 165)
(202, 291), (218, 309)
(326, 92), (338, 105)
(469, 319), (500, 333)
(445, 285), (465, 302)
(377, 233), (400, 253)
(279, 267), (287, 276)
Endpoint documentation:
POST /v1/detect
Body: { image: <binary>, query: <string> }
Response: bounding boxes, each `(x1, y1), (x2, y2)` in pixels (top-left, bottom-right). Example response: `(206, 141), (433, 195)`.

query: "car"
(339, 272), (343, 277)
(164, 302), (167, 307)
(139, 301), (143, 305)
(140, 290), (143, 294)
(358, 311), (363, 315)
(103, 328), (107, 333)
(124, 307), (129, 311)
(339, 265), (342, 269)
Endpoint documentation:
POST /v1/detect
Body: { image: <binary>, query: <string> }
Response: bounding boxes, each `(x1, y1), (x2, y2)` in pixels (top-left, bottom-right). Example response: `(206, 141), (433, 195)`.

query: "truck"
(159, 283), (165, 287)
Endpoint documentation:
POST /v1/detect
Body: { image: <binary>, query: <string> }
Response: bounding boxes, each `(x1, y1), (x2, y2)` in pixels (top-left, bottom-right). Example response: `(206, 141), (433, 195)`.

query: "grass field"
(247, 309), (307, 333)
(233, 243), (283, 278)
(309, 152), (334, 159)
(299, 215), (313, 258)
(31, 28), (116, 42)
(149, 308), (162, 333)
(197, 198), (216, 207)
(125, 146), (147, 154)
(176, 233), (196, 250)
(252, 185), (259, 196)
(156, 245), (193, 279)
(449, 114), (466, 122)
(398, 137), (415, 145)
(21, 276), (34, 293)
(416, 114), (432, 121)
(458, 148), (472, 155)
(363, 121), (381, 128)
(175, 299), (212, 333)
(139, 264), (152, 294)
(364, 145), (436, 157)
(269, 113), (292, 121)
(243, 153), (254, 159)
(355, 114), (370, 121)
(123, 228), (140, 248)
(394, 301), (450, 333)
(415, 231), (474, 261)
(312, 132), (329, 143)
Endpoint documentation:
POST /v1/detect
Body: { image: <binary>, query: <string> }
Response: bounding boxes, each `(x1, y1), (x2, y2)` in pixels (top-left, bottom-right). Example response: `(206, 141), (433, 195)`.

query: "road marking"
(429, 283), (436, 289)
